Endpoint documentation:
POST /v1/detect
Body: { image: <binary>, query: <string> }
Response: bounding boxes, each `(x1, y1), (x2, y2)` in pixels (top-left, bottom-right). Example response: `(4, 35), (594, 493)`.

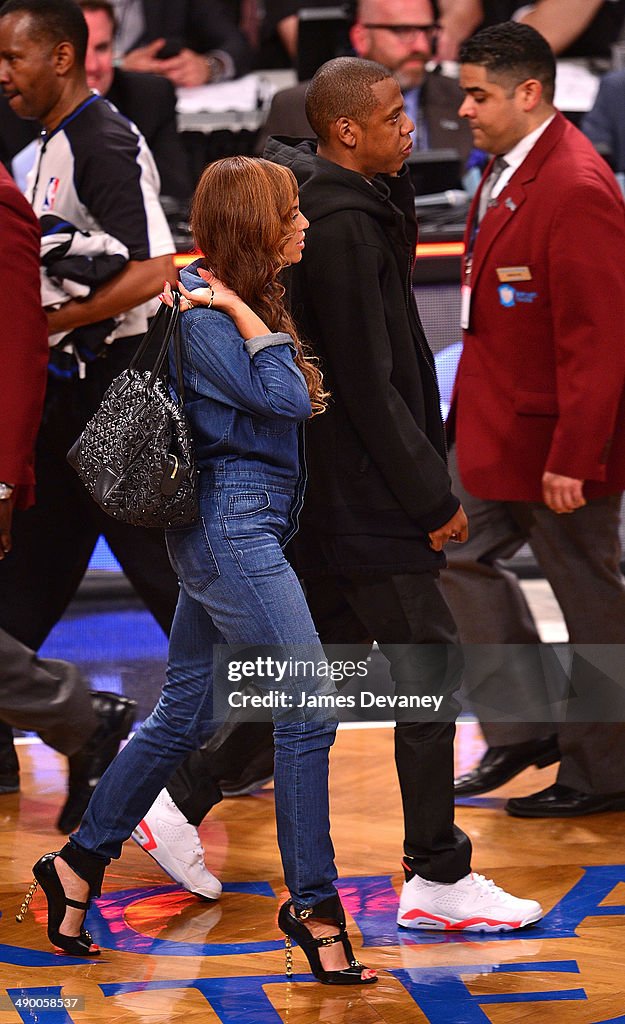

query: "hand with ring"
(158, 269), (236, 314)
(158, 280), (202, 311)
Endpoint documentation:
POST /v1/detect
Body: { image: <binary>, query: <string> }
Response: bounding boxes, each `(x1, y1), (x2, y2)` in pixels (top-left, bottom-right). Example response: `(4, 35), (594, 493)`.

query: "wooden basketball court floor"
(2, 715), (625, 1024)
(0, 578), (622, 1023)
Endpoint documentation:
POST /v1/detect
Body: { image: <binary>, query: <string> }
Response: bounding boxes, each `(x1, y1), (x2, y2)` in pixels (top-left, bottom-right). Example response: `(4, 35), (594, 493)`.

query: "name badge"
(496, 266), (532, 282)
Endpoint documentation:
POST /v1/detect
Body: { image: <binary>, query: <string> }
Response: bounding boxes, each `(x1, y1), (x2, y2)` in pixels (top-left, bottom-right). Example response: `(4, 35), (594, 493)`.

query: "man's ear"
(52, 40), (75, 75)
(334, 115), (359, 149)
(517, 76), (543, 111)
(350, 21), (368, 57)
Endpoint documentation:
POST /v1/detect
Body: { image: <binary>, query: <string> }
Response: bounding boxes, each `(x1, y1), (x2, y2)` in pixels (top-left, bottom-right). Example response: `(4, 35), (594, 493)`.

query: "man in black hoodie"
(266, 56), (542, 930)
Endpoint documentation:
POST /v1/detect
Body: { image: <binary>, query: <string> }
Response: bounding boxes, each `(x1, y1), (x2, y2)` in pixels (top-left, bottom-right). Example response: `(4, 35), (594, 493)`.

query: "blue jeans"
(73, 473), (339, 910)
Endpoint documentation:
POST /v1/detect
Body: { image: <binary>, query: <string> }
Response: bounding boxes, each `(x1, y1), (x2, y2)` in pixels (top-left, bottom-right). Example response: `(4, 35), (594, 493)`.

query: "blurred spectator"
(256, 0), (473, 162)
(253, 0), (346, 69)
(582, 69), (625, 172)
(112, 0), (251, 85)
(271, 0), (300, 64)
(437, 1), (625, 61)
(0, 0), (193, 201)
(0, 97), (38, 183)
(81, 2), (193, 200)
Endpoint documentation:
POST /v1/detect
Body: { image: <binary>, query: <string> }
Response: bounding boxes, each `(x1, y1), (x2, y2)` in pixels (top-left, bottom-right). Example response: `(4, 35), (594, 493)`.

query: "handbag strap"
(128, 289), (186, 403)
(170, 299), (186, 406)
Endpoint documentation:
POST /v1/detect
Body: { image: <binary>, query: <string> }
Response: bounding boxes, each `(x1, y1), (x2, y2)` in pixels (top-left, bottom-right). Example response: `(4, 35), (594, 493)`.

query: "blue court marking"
(0, 944), (97, 966)
(2, 968), (611, 1024)
(390, 962), (587, 1024)
(6, 987), (75, 1024)
(453, 797), (509, 809)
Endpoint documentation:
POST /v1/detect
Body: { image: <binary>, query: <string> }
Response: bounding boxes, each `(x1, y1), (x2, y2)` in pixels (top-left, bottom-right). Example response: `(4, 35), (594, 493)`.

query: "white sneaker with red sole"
(131, 789), (222, 901)
(397, 867), (543, 932)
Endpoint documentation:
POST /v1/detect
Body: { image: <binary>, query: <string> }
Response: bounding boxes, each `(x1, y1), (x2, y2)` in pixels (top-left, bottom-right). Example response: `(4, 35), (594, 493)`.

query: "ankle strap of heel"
(293, 893), (345, 926)
(65, 896), (90, 911)
(58, 842), (106, 897)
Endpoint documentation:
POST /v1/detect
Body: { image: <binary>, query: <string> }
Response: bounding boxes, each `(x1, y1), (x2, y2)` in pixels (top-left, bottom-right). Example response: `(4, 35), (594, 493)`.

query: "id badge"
(461, 284), (471, 330)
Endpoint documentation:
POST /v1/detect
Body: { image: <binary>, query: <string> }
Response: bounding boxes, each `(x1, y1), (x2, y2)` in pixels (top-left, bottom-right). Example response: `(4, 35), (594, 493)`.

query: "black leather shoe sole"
(506, 785), (625, 818)
(0, 772), (19, 794)
(454, 735), (560, 796)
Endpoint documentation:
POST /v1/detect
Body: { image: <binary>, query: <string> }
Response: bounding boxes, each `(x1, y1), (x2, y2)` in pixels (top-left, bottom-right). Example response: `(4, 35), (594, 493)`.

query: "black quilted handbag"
(67, 289), (199, 528)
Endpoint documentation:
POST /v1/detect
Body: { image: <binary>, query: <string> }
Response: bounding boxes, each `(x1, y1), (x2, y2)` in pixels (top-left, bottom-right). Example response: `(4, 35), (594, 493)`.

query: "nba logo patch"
(42, 177), (60, 210)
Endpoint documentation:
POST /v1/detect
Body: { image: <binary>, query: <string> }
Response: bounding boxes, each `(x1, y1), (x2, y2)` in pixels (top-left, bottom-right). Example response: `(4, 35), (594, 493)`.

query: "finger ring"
(186, 298), (194, 309)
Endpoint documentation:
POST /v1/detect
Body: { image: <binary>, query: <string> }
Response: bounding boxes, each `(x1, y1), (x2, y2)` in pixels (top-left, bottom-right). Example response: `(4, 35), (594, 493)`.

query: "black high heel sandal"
(16, 843), (105, 956)
(277, 894), (377, 985)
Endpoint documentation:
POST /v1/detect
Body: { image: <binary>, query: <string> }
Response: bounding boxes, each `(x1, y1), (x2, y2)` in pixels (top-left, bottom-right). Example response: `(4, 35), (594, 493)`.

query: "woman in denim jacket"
(26, 156), (376, 986)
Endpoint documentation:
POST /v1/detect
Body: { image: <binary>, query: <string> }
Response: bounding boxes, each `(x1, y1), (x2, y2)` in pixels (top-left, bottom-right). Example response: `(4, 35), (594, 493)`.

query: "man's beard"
(394, 56), (429, 91)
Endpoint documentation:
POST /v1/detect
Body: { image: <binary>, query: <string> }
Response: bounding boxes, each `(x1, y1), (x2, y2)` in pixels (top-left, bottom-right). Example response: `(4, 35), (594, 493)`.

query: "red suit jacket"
(0, 164), (48, 508)
(451, 111), (625, 502)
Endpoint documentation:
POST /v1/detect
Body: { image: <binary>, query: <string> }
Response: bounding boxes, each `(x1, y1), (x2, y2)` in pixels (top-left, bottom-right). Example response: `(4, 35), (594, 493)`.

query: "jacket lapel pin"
(504, 197), (517, 211)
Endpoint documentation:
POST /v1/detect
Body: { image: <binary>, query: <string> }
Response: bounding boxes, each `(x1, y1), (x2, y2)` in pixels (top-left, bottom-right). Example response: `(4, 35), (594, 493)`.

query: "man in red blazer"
(0, 163), (135, 805)
(0, 164), (87, 789)
(0, 162), (47, 535)
(441, 21), (625, 816)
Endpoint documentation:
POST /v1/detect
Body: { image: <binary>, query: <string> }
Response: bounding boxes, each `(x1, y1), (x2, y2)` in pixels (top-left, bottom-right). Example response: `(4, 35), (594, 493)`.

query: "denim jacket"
(170, 262), (311, 535)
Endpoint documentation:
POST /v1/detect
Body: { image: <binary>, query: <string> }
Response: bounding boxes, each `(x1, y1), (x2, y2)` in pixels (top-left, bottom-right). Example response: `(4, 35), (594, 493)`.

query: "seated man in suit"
(582, 69), (625, 176)
(255, 0), (343, 69)
(256, 0), (474, 162)
(114, 0), (251, 85)
(437, 0), (625, 61)
(0, 0), (192, 201)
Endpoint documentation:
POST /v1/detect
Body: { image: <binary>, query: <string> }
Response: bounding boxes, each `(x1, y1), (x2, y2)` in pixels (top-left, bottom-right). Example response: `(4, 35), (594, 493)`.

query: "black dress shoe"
(57, 691), (136, 833)
(454, 734), (560, 796)
(506, 783), (625, 818)
(0, 721), (19, 794)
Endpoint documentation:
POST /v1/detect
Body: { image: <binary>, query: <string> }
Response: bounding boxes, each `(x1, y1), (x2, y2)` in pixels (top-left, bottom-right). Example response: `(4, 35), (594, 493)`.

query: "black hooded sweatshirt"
(266, 136), (459, 575)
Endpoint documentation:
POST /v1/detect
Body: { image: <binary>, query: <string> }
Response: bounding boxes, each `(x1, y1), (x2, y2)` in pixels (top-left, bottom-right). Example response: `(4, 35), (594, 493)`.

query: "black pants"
(167, 570), (472, 883)
(0, 337), (179, 649)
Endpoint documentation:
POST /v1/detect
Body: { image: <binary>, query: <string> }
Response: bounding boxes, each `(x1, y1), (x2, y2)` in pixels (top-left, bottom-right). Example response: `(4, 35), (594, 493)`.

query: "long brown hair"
(190, 156), (327, 416)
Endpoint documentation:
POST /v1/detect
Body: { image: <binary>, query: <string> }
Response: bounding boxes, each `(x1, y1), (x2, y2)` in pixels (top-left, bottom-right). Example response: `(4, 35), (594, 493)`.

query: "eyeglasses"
(361, 23), (440, 43)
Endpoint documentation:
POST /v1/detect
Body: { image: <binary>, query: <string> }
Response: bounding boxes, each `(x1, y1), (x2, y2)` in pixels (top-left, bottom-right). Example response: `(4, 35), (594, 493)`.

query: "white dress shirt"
(491, 113), (556, 198)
